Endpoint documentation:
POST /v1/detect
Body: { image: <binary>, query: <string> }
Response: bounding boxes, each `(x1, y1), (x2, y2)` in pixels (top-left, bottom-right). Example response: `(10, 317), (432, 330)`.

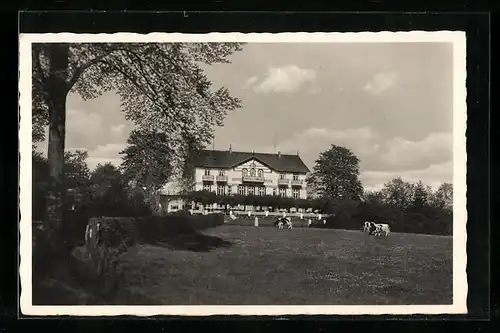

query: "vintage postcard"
(19, 31), (467, 316)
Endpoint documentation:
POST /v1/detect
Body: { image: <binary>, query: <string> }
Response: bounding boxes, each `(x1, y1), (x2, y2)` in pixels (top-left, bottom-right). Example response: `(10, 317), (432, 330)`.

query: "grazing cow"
(275, 217), (292, 229)
(373, 223), (391, 236)
(361, 221), (378, 235)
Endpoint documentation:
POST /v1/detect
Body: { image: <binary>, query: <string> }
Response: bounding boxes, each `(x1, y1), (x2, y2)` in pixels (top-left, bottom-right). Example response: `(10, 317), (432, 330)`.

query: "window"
(204, 169), (211, 176)
(247, 186), (255, 195)
(272, 188), (277, 196)
(217, 185), (225, 196)
(219, 170), (225, 176)
(238, 185), (245, 195)
(279, 188), (286, 197)
(242, 168), (248, 177)
(293, 189), (300, 199)
(227, 186), (232, 195)
(203, 184), (211, 192)
(250, 167), (256, 177)
(258, 169), (263, 177)
(293, 174), (299, 181)
(259, 187), (266, 196)
(279, 173), (286, 180)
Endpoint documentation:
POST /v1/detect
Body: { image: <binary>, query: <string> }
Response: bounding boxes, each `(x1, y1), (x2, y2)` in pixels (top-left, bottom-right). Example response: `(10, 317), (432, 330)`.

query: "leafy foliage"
(379, 177), (415, 210)
(33, 42), (244, 170)
(31, 42), (245, 249)
(430, 182), (453, 212)
(120, 130), (174, 193)
(306, 145), (364, 201)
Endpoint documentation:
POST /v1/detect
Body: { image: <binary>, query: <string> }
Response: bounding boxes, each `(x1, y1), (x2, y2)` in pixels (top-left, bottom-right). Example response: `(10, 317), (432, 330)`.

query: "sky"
(36, 42), (454, 191)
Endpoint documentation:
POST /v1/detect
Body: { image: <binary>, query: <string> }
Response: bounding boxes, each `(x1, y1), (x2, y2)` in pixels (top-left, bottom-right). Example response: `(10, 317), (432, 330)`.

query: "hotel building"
(187, 148), (310, 199)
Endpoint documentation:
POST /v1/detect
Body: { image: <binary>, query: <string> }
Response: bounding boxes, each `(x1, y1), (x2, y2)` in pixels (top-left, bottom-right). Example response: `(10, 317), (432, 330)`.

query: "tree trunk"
(46, 44), (70, 253)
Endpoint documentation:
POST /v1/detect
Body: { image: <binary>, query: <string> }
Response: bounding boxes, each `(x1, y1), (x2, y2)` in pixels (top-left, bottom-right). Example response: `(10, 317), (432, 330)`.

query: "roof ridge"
(194, 149), (311, 173)
(201, 149), (298, 157)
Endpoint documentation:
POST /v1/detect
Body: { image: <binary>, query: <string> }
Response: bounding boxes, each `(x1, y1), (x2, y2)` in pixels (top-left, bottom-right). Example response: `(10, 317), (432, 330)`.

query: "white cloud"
(257, 127), (452, 191)
(66, 109), (103, 137)
(87, 157), (122, 171)
(245, 65), (317, 94)
(380, 132), (452, 169)
(307, 86), (322, 95)
(363, 71), (397, 95)
(91, 143), (126, 158)
(361, 160), (452, 191)
(257, 127), (380, 173)
(242, 76), (258, 89)
(296, 127), (380, 157)
(111, 124), (126, 136)
(86, 143), (126, 170)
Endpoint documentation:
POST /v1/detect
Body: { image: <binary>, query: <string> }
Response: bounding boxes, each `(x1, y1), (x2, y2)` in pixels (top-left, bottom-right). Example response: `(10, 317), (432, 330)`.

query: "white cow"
(374, 223), (391, 236)
(275, 217), (292, 230)
(363, 221), (391, 236)
(362, 221), (372, 233)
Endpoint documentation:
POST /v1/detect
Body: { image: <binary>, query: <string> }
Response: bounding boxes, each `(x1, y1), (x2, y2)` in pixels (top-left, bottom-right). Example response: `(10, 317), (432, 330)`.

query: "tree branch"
(67, 45), (121, 89)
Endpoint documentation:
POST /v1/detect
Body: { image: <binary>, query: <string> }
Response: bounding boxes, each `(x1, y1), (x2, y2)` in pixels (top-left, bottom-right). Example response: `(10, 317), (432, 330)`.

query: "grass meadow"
(110, 223), (453, 305)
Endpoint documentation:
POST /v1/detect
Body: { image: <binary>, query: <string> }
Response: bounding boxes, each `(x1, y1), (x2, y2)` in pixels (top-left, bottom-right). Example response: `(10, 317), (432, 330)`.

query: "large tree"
(411, 180), (432, 209)
(430, 182), (453, 212)
(379, 177), (415, 210)
(90, 163), (130, 216)
(306, 145), (363, 201)
(32, 42), (244, 249)
(120, 130), (175, 212)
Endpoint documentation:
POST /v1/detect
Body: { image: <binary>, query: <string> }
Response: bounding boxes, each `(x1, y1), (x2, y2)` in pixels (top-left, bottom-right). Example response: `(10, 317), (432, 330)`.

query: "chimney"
(278, 151), (281, 158)
(229, 144), (232, 154)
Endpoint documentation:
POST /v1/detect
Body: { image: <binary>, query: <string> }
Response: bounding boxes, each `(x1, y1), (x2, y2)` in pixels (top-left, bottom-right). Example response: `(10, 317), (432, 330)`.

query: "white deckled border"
(19, 31), (467, 316)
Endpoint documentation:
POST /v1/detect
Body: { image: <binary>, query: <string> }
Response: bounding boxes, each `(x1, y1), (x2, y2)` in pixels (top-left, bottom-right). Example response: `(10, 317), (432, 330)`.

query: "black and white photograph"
(19, 32), (467, 316)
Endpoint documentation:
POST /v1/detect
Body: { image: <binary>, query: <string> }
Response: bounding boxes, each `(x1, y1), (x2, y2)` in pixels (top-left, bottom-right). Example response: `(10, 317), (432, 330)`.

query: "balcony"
(216, 175), (228, 182)
(277, 179), (289, 186)
(291, 179), (303, 186)
(202, 175), (214, 182)
(242, 175), (265, 183)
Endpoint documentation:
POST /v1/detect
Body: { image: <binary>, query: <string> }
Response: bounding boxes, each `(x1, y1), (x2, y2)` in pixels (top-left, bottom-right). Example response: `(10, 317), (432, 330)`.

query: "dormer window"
(204, 169), (210, 176)
(242, 168), (248, 177)
(258, 169), (263, 177)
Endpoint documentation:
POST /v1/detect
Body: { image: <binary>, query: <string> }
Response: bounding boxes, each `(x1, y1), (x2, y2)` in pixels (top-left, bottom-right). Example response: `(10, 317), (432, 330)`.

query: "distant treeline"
(33, 151), (453, 237)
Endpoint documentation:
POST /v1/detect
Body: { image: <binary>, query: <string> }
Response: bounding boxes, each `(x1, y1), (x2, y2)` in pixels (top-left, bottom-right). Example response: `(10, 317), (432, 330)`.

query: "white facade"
(192, 158), (308, 199)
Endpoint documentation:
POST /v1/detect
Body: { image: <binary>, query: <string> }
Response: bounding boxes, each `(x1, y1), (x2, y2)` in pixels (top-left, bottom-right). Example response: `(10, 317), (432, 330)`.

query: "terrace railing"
(242, 175), (265, 183)
(277, 179), (289, 186)
(202, 175), (215, 181)
(216, 175), (228, 182)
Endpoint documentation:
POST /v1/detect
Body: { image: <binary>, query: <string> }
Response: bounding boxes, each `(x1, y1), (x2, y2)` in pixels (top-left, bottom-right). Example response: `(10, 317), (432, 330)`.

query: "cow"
(362, 221), (377, 234)
(275, 217), (292, 229)
(373, 223), (391, 237)
(362, 221), (372, 232)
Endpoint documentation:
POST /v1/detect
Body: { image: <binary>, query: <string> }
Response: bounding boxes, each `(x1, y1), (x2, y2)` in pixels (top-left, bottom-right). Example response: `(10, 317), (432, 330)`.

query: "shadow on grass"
(151, 231), (233, 252)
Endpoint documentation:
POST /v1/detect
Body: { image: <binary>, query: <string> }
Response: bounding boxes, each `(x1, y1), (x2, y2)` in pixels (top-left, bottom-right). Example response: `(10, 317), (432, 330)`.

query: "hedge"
(182, 191), (334, 212)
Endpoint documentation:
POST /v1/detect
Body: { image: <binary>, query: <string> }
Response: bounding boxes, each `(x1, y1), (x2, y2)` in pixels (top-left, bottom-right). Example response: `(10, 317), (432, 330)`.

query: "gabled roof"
(190, 149), (310, 174)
